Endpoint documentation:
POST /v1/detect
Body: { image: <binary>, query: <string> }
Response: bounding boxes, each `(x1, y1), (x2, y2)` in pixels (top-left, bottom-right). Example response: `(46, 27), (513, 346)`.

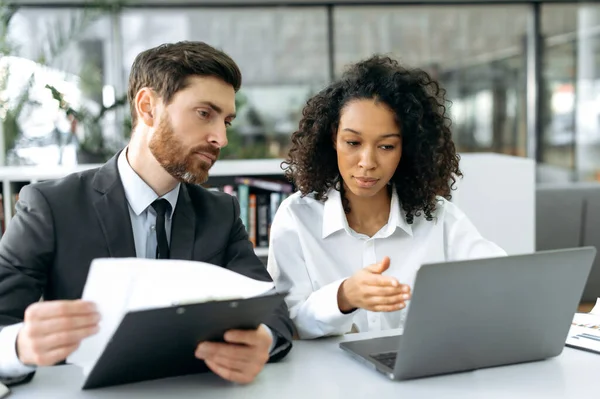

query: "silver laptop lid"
(394, 247), (596, 379)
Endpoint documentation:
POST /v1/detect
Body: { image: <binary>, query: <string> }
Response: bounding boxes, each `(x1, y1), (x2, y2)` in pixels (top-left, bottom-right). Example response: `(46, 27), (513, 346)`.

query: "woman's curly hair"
(282, 55), (462, 224)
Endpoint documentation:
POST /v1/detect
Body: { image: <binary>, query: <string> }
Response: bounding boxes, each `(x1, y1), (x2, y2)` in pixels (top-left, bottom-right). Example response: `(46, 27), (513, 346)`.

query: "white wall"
(451, 153), (535, 255)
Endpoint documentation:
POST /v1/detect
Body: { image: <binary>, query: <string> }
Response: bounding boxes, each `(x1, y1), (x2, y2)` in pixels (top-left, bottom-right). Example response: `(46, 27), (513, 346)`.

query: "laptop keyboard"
(370, 351), (398, 369)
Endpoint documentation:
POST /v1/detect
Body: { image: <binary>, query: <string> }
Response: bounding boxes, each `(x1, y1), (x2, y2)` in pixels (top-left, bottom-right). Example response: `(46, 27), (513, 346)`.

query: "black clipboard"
(81, 292), (286, 389)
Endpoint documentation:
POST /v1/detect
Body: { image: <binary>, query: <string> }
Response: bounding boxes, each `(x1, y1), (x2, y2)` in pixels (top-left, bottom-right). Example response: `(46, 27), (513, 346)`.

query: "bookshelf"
(0, 153), (537, 260)
(0, 159), (289, 258)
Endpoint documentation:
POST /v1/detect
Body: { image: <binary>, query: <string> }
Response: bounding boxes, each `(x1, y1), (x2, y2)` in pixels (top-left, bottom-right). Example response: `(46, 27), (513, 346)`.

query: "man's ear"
(135, 87), (158, 127)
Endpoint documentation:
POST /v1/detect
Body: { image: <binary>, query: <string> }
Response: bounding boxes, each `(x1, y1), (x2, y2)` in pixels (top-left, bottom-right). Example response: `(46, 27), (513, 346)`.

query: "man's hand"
(17, 300), (100, 366)
(337, 256), (411, 313)
(195, 325), (273, 384)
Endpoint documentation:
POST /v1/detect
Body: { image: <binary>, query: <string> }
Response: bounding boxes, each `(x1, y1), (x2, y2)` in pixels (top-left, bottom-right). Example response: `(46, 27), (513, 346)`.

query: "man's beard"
(148, 114), (220, 185)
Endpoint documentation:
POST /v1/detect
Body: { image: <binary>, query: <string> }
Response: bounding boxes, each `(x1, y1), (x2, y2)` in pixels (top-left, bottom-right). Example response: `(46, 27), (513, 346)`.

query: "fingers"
(204, 359), (259, 385)
(18, 300), (101, 366)
(363, 284), (411, 297)
(367, 293), (408, 307)
(223, 327), (272, 349)
(196, 339), (269, 385)
(369, 303), (407, 312)
(364, 273), (409, 289)
(365, 256), (391, 274)
(195, 341), (255, 363)
(364, 274), (399, 287)
(25, 300), (97, 321)
(379, 256), (390, 272)
(25, 343), (81, 367)
(18, 324), (99, 366)
(30, 314), (101, 337)
(36, 325), (100, 352)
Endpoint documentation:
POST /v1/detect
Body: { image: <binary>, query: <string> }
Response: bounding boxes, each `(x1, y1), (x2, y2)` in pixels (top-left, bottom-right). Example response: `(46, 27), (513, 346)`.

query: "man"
(0, 41), (293, 386)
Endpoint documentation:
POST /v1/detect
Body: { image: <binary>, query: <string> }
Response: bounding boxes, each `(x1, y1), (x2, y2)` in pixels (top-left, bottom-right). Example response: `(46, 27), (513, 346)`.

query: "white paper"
(565, 312), (600, 353)
(590, 297), (600, 316)
(0, 382), (9, 399)
(67, 258), (274, 375)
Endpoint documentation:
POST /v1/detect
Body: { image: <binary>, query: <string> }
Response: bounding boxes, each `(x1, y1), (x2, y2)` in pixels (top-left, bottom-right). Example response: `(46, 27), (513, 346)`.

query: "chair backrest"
(583, 188), (600, 302)
(536, 182), (600, 302)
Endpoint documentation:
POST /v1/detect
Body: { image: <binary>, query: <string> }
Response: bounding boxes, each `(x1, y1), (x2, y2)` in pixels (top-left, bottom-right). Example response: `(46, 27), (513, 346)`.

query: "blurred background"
(0, 0), (599, 183)
(2, 0), (600, 304)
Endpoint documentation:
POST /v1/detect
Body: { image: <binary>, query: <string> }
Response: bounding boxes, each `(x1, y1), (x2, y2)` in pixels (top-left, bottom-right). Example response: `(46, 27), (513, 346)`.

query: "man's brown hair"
(127, 40), (242, 128)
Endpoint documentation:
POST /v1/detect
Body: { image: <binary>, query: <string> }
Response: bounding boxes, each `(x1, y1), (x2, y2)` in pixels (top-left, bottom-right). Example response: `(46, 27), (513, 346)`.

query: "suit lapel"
(92, 151), (136, 258)
(170, 184), (196, 260)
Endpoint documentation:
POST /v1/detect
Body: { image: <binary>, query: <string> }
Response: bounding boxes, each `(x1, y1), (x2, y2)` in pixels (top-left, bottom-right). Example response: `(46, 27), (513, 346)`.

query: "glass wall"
(541, 4), (600, 182)
(1, 2), (600, 182)
(120, 7), (329, 159)
(334, 5), (529, 157)
(1, 7), (116, 166)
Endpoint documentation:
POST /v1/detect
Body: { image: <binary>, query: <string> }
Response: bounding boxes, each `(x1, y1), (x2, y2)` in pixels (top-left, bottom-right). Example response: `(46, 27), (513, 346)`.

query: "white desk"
(8, 334), (599, 399)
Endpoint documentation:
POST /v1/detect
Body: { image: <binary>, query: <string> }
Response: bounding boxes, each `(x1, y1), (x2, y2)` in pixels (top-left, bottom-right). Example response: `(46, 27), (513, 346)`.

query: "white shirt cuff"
(261, 324), (277, 353)
(0, 323), (36, 378)
(311, 278), (356, 325)
(295, 278), (356, 338)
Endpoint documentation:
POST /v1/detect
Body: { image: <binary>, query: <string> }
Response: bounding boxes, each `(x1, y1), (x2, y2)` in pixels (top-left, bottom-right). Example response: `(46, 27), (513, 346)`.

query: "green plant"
(0, 0), (124, 163)
(0, 2), (22, 155)
(219, 91), (271, 160)
(45, 83), (127, 160)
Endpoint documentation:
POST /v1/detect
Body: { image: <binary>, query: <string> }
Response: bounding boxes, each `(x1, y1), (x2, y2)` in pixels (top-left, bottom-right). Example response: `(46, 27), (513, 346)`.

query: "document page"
(67, 258), (274, 375)
(565, 298), (600, 354)
(590, 297), (600, 316)
(0, 382), (9, 399)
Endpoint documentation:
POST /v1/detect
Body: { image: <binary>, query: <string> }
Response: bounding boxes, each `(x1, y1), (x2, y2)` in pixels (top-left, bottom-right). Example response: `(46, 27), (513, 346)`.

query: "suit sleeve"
(222, 195), (294, 362)
(0, 185), (53, 324)
(0, 185), (55, 383)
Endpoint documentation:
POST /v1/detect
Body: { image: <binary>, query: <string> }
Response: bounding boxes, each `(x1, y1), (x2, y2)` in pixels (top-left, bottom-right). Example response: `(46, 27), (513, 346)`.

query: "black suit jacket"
(0, 153), (294, 384)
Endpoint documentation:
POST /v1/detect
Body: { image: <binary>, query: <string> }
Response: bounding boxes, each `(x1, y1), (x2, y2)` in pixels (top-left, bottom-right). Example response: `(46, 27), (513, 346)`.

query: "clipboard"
(81, 292), (286, 389)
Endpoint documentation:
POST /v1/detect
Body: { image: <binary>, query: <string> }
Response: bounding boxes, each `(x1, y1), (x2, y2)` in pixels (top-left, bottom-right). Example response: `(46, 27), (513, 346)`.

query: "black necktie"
(152, 199), (171, 259)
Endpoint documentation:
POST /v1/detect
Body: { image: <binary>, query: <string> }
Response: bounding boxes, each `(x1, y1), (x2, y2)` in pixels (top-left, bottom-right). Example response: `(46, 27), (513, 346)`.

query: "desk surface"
(9, 332), (600, 399)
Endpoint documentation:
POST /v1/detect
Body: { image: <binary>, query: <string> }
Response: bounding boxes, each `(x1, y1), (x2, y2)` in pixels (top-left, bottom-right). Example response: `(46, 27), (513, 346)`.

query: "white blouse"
(267, 187), (507, 339)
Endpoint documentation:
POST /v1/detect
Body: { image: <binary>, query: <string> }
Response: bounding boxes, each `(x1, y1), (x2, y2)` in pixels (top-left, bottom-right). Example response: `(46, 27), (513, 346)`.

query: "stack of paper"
(565, 298), (600, 354)
(590, 297), (600, 316)
(67, 258), (275, 375)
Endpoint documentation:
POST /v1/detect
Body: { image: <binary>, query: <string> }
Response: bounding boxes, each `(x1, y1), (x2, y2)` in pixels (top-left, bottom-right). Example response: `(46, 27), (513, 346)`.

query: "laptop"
(339, 247), (597, 381)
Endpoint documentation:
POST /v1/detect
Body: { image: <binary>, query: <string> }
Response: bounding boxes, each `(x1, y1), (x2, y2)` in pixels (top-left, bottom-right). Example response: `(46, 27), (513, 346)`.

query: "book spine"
(257, 194), (269, 248)
(248, 194), (257, 247)
(237, 184), (249, 230)
(234, 177), (293, 193)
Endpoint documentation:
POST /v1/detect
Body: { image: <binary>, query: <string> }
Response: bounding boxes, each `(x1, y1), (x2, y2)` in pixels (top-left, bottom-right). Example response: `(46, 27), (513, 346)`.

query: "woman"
(267, 55), (506, 339)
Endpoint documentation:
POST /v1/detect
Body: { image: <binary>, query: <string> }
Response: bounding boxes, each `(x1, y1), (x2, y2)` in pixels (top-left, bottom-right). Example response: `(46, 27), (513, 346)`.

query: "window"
(541, 4), (600, 182)
(2, 8), (115, 166)
(120, 7), (329, 159)
(334, 5), (529, 157)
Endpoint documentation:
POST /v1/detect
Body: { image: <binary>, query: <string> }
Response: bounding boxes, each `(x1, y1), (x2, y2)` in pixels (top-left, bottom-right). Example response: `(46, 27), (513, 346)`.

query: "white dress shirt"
(118, 148), (180, 258)
(267, 186), (507, 339)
